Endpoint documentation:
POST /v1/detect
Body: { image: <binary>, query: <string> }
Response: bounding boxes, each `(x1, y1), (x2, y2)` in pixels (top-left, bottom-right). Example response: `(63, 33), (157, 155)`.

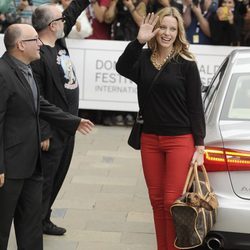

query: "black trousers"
(42, 135), (75, 221)
(0, 175), (43, 250)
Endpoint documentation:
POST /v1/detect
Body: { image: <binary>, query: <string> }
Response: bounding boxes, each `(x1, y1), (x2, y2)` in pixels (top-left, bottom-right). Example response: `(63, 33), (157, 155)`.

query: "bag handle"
(182, 162), (212, 198)
(182, 164), (194, 195)
(195, 164), (211, 190)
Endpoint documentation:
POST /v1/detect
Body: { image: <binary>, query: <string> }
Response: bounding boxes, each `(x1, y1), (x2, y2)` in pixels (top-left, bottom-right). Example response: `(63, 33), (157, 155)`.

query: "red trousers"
(140, 133), (195, 250)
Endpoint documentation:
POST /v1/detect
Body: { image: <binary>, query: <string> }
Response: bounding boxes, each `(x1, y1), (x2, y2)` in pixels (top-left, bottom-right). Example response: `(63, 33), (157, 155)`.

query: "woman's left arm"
(185, 60), (206, 165)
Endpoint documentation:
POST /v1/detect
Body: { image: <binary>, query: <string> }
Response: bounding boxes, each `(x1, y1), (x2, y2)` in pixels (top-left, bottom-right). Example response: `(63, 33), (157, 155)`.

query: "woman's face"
(156, 16), (178, 50)
(221, 0), (235, 9)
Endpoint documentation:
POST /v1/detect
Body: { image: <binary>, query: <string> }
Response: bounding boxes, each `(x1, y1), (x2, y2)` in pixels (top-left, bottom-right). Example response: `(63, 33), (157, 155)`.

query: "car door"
(219, 65), (250, 200)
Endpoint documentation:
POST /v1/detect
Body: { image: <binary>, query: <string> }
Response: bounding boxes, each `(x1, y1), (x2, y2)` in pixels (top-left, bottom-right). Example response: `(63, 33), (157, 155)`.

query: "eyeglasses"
(48, 16), (66, 26)
(21, 37), (43, 44)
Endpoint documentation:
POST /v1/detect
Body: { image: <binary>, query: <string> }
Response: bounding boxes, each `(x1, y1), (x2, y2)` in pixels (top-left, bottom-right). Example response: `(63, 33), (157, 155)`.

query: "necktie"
(26, 66), (38, 110)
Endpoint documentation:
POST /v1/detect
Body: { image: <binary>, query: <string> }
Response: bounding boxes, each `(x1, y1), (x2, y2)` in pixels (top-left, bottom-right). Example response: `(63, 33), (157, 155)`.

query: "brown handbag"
(170, 162), (219, 249)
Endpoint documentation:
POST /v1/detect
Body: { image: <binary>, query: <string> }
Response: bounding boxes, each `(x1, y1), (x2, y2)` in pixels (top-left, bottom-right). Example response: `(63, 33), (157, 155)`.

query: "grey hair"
(32, 4), (54, 32)
(4, 25), (22, 51)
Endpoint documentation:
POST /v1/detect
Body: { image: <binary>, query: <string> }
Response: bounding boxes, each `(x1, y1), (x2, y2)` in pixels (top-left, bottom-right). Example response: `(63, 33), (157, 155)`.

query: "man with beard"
(31, 0), (90, 236)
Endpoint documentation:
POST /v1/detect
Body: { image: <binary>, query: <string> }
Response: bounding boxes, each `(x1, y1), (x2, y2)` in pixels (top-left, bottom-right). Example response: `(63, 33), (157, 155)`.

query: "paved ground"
(8, 125), (157, 250)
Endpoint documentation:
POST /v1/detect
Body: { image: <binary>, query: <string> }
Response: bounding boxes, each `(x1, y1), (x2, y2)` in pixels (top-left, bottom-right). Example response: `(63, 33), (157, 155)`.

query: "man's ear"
(48, 22), (56, 32)
(16, 40), (25, 52)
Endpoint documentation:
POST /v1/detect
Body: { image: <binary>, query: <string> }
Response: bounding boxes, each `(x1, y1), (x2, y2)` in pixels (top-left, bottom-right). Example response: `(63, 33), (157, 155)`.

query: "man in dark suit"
(0, 23), (94, 250)
(31, 0), (91, 235)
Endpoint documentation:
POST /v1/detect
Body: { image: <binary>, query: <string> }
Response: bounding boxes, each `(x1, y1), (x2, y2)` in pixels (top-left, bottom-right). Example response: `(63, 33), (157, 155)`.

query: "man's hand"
(77, 119), (94, 135)
(41, 138), (50, 151)
(0, 173), (5, 188)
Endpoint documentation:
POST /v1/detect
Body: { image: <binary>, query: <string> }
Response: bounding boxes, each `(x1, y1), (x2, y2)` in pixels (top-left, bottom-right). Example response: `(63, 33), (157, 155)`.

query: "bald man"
(0, 24), (93, 250)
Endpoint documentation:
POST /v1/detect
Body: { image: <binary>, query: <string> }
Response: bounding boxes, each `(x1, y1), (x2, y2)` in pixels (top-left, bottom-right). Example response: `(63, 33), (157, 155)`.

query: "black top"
(116, 39), (205, 145)
(31, 0), (88, 141)
(53, 45), (79, 116)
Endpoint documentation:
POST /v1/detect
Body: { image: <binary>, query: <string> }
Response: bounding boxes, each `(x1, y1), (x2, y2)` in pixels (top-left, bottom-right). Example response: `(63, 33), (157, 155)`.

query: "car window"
(203, 58), (229, 113)
(221, 73), (250, 120)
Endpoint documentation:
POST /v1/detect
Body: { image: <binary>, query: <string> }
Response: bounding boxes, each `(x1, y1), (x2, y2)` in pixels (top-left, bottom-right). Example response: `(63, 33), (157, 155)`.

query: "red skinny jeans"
(140, 133), (195, 250)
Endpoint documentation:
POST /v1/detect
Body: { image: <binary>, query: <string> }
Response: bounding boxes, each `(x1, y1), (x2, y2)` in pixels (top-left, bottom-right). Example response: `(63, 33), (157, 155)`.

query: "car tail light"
(204, 147), (250, 172)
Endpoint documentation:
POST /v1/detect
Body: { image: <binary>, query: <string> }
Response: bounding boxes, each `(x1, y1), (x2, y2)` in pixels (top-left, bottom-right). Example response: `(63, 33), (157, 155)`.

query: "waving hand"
(137, 13), (160, 44)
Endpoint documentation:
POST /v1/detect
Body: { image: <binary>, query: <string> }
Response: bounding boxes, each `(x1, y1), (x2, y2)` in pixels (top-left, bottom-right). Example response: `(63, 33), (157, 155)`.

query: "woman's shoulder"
(143, 47), (151, 54)
(175, 54), (196, 65)
(138, 47), (151, 59)
(174, 55), (198, 73)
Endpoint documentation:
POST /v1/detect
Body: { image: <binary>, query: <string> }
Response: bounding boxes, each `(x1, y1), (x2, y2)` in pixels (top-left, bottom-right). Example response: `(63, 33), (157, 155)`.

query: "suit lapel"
(3, 53), (37, 113)
(15, 69), (37, 113)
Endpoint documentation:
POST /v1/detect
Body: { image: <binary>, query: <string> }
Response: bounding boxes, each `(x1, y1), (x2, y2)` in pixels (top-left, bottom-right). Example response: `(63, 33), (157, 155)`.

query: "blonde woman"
(116, 7), (205, 250)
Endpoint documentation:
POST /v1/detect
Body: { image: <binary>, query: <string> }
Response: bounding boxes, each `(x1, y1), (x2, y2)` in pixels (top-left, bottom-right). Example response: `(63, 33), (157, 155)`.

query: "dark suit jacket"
(0, 53), (81, 179)
(31, 0), (89, 142)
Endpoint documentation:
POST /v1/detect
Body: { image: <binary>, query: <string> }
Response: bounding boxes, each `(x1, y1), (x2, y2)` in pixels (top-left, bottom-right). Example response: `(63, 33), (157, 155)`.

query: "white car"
(202, 49), (250, 250)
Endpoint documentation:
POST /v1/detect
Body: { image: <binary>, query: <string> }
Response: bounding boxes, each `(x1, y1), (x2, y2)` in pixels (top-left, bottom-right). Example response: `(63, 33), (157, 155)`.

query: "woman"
(116, 7), (205, 250)
(209, 0), (247, 45)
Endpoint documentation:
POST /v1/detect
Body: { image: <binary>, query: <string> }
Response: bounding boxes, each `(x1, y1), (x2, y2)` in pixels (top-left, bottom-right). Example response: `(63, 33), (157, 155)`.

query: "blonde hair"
(147, 7), (195, 61)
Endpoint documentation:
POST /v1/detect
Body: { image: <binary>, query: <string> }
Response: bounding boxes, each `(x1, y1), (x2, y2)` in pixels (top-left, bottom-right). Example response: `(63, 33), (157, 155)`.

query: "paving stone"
(51, 208), (67, 218)
(101, 184), (136, 194)
(127, 211), (154, 223)
(63, 229), (121, 243)
(43, 237), (78, 250)
(123, 222), (155, 234)
(64, 209), (127, 223)
(121, 232), (156, 245)
(66, 166), (110, 177)
(77, 242), (128, 250)
(53, 198), (96, 210)
(86, 221), (154, 234)
(72, 175), (138, 186)
(60, 183), (102, 194)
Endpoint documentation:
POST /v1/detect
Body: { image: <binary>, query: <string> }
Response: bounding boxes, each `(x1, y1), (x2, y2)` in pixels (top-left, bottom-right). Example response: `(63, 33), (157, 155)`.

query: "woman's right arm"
(116, 13), (159, 81)
(116, 39), (145, 82)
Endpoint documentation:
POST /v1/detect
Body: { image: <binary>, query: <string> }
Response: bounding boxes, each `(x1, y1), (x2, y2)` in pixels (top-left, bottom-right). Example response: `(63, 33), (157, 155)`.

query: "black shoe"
(43, 220), (66, 236)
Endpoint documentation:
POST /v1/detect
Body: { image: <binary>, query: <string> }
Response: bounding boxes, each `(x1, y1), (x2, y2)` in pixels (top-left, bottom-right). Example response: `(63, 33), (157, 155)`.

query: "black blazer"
(0, 53), (81, 179)
(31, 0), (89, 141)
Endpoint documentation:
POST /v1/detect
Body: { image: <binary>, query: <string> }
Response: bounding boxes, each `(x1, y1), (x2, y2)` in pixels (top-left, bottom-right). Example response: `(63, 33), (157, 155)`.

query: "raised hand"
(137, 13), (160, 44)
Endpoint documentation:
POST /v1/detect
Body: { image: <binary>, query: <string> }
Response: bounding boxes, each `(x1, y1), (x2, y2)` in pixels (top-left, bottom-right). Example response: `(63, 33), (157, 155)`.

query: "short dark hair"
(4, 25), (22, 51)
(32, 4), (54, 32)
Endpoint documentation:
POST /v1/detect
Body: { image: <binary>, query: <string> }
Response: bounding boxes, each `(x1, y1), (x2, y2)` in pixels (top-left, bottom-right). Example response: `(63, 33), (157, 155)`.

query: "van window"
(221, 74), (250, 120)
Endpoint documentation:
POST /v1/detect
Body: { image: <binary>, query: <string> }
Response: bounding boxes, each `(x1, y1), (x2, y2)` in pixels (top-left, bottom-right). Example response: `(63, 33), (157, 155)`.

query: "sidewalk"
(8, 125), (156, 250)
